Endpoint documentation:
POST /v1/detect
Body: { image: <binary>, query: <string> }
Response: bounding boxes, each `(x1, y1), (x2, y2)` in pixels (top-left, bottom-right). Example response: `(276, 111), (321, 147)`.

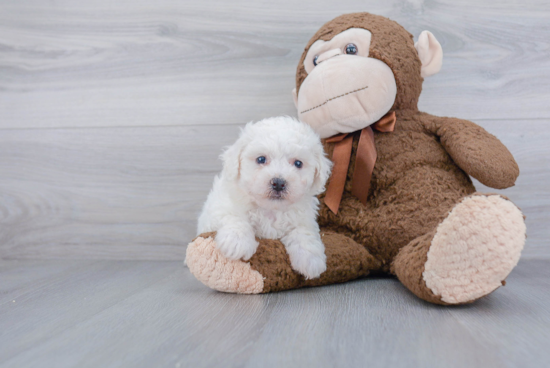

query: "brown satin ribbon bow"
(323, 111), (396, 214)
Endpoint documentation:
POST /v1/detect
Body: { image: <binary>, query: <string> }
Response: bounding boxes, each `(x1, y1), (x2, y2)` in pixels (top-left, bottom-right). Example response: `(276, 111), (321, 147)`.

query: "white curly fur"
(197, 116), (333, 279)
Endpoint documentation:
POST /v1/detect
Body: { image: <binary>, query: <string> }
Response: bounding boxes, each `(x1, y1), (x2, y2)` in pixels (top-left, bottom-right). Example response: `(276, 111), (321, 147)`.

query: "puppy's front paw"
(287, 246), (327, 280)
(215, 226), (259, 261)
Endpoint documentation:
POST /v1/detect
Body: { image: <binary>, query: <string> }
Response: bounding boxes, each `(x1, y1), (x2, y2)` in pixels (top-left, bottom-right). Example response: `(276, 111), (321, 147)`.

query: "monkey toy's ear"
(415, 31), (443, 78)
(292, 88), (298, 109)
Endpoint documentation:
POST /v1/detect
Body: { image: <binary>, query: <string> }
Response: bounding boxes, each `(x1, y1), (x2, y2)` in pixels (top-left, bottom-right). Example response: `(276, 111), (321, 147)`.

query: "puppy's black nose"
(271, 178), (286, 192)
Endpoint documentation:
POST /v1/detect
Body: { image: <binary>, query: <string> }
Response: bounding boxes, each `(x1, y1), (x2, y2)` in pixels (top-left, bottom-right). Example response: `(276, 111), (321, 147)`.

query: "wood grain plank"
(0, 0), (549, 130)
(0, 259), (99, 305)
(1, 259), (549, 367)
(0, 260), (182, 365)
(447, 260), (550, 367)
(0, 119), (548, 260)
(0, 124), (238, 260)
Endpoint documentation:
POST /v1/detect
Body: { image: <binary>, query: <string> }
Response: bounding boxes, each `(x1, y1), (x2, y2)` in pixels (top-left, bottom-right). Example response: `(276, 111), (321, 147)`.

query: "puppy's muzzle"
(271, 177), (286, 192)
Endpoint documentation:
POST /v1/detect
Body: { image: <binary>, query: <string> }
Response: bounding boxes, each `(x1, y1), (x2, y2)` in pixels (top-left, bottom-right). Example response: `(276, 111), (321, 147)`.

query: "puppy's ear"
(221, 124), (251, 181)
(311, 149), (333, 195)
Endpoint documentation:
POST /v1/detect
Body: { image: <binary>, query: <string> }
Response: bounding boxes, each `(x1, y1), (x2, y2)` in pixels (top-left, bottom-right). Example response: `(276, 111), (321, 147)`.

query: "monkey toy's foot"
(186, 231), (381, 294)
(185, 234), (264, 294)
(395, 194), (526, 305)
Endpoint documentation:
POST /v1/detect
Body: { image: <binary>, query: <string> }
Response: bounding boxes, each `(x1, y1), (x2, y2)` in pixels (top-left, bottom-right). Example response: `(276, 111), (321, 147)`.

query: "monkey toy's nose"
(271, 178), (286, 192)
(316, 48), (342, 65)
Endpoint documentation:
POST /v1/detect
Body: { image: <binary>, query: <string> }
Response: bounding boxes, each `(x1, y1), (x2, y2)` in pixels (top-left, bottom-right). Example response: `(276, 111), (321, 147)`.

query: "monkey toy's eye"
(345, 43), (358, 55)
(313, 55), (319, 66)
(294, 160), (303, 169)
(256, 156), (266, 164)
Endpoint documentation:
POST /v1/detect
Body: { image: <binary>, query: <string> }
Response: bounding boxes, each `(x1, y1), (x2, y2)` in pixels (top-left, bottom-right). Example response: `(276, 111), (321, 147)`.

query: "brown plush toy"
(186, 13), (526, 305)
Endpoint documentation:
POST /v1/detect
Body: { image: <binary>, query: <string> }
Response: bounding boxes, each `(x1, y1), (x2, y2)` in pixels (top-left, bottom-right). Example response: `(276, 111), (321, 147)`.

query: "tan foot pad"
(423, 195), (526, 304)
(186, 236), (264, 294)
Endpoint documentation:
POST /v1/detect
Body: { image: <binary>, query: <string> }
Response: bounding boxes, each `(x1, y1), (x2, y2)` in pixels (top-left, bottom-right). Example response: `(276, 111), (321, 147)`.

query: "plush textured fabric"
(249, 230), (381, 292)
(186, 234), (264, 294)
(303, 28), (373, 74)
(185, 13), (526, 304)
(317, 110), (519, 266)
(424, 194), (526, 304)
(297, 55), (397, 137)
(295, 13), (423, 111)
(188, 230), (381, 293)
(414, 30), (443, 77)
(392, 229), (445, 304)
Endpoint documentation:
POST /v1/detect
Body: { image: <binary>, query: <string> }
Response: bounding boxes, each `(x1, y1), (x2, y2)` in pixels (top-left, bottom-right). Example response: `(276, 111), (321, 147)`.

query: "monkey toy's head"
(293, 13), (443, 138)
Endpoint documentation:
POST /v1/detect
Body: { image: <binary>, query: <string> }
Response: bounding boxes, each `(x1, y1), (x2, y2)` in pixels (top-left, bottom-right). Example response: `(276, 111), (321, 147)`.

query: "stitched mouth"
(300, 85), (369, 115)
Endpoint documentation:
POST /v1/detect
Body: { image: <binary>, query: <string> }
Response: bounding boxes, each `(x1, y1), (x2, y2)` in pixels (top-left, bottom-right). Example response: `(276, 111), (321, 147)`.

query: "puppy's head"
(222, 116), (332, 209)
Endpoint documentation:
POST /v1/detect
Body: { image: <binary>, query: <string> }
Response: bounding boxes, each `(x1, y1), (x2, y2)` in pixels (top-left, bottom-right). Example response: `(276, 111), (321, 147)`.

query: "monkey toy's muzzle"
(297, 54), (397, 139)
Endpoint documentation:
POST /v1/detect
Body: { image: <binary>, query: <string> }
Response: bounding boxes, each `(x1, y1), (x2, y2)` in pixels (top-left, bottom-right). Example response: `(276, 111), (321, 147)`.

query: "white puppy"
(197, 116), (332, 279)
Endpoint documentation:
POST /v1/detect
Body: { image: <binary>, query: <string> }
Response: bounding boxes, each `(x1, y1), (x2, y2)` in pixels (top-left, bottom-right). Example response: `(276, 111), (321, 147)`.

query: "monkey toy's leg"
(186, 193), (526, 299)
(185, 230), (382, 294)
(392, 193), (526, 305)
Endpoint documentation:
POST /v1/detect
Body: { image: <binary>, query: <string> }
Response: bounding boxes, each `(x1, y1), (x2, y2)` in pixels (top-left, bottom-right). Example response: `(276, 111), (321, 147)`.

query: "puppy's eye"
(294, 160), (303, 169)
(256, 156), (266, 164)
(345, 43), (358, 55)
(313, 55), (319, 66)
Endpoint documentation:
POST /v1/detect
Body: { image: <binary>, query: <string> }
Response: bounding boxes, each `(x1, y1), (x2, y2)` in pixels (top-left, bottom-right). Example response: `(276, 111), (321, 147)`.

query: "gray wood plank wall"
(1, 0), (549, 260)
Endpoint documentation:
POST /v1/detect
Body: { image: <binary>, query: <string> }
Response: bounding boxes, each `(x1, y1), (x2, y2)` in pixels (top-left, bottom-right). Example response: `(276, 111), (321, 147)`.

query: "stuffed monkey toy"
(186, 13), (526, 305)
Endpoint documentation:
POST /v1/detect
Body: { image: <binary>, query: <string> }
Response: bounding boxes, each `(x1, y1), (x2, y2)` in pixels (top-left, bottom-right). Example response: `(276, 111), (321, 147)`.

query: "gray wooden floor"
(1, 0), (550, 367)
(1, 259), (549, 368)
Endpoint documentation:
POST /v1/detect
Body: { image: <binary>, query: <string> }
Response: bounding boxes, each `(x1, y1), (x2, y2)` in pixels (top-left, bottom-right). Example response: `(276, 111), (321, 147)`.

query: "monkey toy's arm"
(424, 114), (519, 189)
